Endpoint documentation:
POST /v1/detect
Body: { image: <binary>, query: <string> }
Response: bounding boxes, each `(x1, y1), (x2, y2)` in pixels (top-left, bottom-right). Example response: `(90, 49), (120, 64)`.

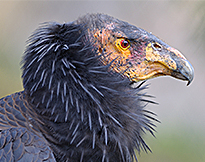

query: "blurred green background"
(0, 1), (204, 162)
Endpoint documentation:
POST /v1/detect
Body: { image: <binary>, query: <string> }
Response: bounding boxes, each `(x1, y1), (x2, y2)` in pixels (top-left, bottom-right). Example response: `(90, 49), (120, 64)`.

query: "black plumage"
(0, 13), (193, 162)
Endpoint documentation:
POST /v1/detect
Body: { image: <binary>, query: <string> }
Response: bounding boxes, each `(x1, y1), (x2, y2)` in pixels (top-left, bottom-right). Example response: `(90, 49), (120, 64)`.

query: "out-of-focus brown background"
(0, 1), (204, 162)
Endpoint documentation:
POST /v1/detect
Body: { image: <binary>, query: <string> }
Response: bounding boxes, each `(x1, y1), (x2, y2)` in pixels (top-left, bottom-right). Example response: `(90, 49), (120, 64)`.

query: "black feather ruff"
(21, 15), (158, 162)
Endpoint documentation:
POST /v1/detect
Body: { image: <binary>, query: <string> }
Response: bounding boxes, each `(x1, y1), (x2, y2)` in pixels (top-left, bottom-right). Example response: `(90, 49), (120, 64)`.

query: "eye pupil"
(120, 40), (129, 48)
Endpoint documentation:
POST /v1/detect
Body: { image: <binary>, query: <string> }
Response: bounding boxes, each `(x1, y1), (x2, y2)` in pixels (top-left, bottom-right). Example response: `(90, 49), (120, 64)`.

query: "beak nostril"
(152, 43), (162, 51)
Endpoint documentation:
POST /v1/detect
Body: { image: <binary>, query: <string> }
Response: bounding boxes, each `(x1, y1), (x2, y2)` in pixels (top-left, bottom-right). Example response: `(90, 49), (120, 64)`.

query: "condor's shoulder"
(0, 92), (56, 162)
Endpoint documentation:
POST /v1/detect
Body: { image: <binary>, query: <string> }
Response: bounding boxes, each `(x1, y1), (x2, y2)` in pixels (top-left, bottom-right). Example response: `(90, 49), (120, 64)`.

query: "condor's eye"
(120, 39), (130, 49)
(116, 38), (130, 50)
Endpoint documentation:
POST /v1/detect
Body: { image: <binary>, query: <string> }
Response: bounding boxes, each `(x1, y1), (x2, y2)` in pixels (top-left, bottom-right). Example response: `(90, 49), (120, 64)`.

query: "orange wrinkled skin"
(90, 24), (192, 83)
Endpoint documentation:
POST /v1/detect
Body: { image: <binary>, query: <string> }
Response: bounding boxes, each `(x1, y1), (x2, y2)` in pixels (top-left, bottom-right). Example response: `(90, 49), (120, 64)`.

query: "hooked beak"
(168, 47), (194, 85)
(131, 43), (194, 85)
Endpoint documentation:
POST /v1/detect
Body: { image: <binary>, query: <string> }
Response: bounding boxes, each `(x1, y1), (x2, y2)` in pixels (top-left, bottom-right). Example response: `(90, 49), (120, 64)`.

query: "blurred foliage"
(138, 126), (205, 162)
(186, 2), (205, 51)
(192, 3), (205, 42)
(0, 45), (22, 97)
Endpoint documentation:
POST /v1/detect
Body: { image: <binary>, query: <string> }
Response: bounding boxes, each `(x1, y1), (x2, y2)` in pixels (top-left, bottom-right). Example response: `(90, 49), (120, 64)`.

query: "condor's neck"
(23, 44), (107, 125)
(23, 45), (142, 146)
(21, 22), (156, 161)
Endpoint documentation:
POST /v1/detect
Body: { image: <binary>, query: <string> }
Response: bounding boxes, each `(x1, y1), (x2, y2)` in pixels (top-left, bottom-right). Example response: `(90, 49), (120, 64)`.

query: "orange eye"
(115, 38), (130, 51)
(120, 40), (129, 48)
(118, 39), (130, 50)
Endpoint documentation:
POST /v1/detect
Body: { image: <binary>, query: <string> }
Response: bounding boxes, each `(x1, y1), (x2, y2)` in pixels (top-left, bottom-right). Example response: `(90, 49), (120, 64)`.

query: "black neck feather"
(22, 19), (156, 162)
